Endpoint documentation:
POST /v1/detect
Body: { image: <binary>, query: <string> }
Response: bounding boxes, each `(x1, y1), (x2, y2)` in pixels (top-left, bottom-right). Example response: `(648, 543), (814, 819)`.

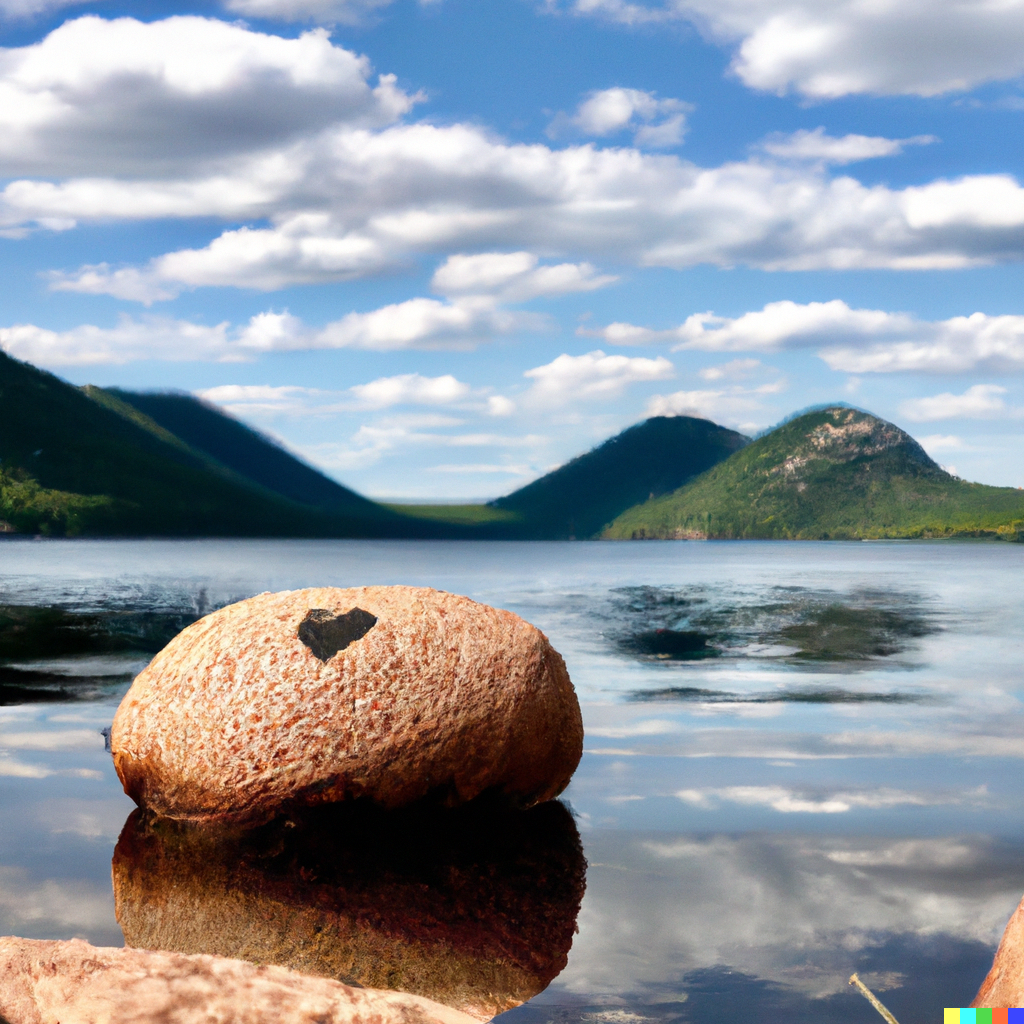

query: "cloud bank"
(589, 300), (1024, 374)
(563, 0), (1024, 98)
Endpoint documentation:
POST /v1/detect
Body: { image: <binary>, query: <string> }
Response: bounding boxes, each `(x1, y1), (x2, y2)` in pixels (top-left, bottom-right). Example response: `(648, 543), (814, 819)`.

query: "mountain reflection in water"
(112, 798), (586, 1020)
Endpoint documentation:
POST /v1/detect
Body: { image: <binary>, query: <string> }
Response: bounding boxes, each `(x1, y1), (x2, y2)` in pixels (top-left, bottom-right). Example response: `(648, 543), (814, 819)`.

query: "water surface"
(0, 538), (1021, 1022)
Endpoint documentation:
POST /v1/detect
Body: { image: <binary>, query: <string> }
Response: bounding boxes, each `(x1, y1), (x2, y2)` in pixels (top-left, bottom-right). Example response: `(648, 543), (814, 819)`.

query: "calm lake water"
(1, 538), (1022, 1022)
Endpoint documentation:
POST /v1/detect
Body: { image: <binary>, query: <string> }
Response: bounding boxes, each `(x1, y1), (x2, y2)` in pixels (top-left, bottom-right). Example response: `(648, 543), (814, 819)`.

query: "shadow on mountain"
(609, 585), (938, 668)
(113, 797), (587, 1020)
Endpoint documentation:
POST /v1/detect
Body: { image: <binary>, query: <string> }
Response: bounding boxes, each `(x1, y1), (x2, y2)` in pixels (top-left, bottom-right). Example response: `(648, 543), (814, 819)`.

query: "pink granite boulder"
(111, 586), (582, 825)
(0, 937), (481, 1024)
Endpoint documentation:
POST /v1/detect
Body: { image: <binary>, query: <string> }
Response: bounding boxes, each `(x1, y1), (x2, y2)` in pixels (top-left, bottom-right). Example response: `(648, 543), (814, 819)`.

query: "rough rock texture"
(110, 586), (582, 825)
(0, 937), (482, 1024)
(973, 894), (1024, 1007)
(113, 799), (586, 1020)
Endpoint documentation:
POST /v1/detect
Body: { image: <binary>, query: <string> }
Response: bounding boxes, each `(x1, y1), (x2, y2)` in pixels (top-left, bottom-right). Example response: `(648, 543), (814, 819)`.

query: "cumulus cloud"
(347, 373), (471, 408)
(589, 300), (1024, 374)
(645, 380), (784, 428)
(0, 303), (522, 366)
(8, 17), (1024, 291)
(698, 357), (765, 381)
(431, 251), (616, 302)
(198, 374), (476, 416)
(758, 127), (937, 164)
(899, 384), (1008, 422)
(32, 127), (1024, 290)
(10, 248), (618, 364)
(523, 349), (674, 405)
(0, 315), (235, 366)
(919, 434), (967, 453)
(0, 16), (416, 179)
(562, 0), (1024, 98)
(547, 87), (692, 148)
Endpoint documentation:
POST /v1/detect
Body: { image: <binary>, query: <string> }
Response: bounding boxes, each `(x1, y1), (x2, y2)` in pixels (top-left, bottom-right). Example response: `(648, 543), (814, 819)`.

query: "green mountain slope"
(110, 390), (383, 518)
(0, 351), (401, 537)
(489, 416), (748, 539)
(606, 406), (1024, 541)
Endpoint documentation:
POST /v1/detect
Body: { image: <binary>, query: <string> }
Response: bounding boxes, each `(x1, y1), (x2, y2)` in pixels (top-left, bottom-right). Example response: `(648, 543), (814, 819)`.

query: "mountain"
(605, 406), (1024, 541)
(108, 390), (382, 518)
(488, 416), (749, 539)
(0, 351), (406, 537)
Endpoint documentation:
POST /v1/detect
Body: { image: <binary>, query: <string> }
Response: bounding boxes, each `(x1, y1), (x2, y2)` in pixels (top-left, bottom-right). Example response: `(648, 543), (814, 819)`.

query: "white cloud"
(7, 19), (1024, 292)
(312, 297), (536, 351)
(899, 384), (1008, 422)
(0, 16), (416, 179)
(487, 395), (516, 417)
(431, 251), (616, 302)
(562, 0), (1024, 98)
(548, 87), (692, 148)
(699, 357), (764, 381)
(758, 127), (937, 165)
(199, 374), (476, 415)
(523, 349), (674, 405)
(29, 129), (1024, 290)
(645, 380), (783, 428)
(9, 249), (615, 364)
(348, 373), (471, 408)
(590, 300), (1024, 374)
(0, 315), (234, 366)
(223, 0), (396, 26)
(918, 434), (967, 453)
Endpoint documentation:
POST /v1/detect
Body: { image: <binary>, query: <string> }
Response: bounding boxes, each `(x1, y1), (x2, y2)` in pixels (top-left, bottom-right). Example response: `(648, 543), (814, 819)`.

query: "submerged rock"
(110, 586), (582, 825)
(973, 894), (1024, 1007)
(0, 937), (481, 1024)
(113, 798), (586, 1020)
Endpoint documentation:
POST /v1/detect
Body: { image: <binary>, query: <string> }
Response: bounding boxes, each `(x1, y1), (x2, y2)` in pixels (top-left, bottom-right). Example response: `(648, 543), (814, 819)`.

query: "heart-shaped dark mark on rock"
(298, 607), (378, 662)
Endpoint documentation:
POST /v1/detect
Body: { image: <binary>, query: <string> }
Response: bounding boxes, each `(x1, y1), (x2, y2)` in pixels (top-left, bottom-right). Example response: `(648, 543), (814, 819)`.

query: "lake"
(1, 537), (1022, 1023)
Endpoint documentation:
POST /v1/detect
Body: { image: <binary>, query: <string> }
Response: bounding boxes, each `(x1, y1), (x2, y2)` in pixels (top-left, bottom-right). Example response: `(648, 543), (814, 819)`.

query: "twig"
(849, 973), (900, 1024)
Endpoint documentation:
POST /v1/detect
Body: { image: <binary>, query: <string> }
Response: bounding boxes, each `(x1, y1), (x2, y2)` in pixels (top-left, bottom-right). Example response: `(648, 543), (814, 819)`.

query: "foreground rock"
(111, 586), (582, 825)
(113, 799), (586, 1020)
(973, 894), (1024, 1006)
(0, 937), (481, 1024)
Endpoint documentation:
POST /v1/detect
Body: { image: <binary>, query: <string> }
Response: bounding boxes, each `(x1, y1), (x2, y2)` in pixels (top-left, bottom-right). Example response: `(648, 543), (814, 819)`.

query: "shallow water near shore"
(0, 537), (1022, 1022)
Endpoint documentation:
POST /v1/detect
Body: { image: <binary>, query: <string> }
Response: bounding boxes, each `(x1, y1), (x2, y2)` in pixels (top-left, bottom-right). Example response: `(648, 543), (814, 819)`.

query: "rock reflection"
(112, 798), (586, 1020)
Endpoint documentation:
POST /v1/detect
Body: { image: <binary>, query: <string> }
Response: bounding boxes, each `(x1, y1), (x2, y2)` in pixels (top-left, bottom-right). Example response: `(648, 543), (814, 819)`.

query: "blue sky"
(2, 0), (1024, 498)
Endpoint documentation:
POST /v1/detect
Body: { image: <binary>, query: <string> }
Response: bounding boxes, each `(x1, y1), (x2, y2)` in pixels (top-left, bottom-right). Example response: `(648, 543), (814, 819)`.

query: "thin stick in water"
(849, 973), (900, 1024)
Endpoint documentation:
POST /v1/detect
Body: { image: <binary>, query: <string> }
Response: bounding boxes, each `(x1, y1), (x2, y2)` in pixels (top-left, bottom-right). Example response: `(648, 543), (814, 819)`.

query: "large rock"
(973, 894), (1024, 1007)
(113, 799), (586, 1020)
(0, 937), (482, 1024)
(111, 586), (582, 825)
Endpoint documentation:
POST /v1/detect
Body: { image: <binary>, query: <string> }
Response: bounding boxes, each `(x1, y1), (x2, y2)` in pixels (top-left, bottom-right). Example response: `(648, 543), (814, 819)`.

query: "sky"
(1, 0), (1024, 498)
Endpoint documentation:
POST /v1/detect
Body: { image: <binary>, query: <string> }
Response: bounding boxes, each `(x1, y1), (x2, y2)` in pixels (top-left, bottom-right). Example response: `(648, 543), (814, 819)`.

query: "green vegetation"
(490, 415), (748, 539)
(382, 503), (520, 526)
(0, 464), (124, 536)
(606, 406), (1024, 541)
(0, 350), (429, 537)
